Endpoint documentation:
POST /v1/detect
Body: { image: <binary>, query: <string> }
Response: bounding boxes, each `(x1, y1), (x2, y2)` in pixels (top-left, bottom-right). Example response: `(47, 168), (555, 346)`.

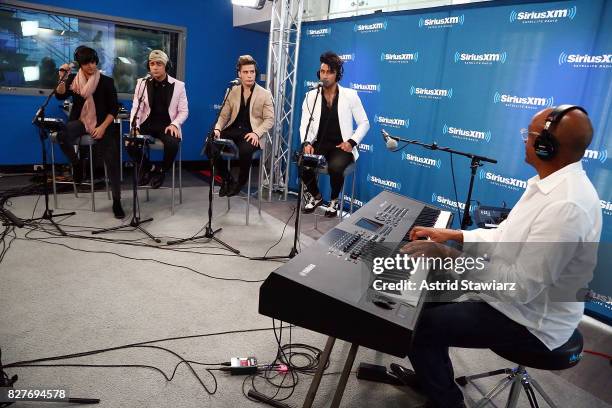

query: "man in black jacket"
(55, 46), (124, 218)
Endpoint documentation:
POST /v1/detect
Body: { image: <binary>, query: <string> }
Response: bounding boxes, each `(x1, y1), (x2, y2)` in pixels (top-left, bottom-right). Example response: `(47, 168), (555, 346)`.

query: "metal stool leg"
(258, 154), (262, 215)
(50, 140), (59, 209)
(179, 143), (182, 204)
(89, 144), (95, 212)
(171, 161), (175, 215)
(529, 377), (558, 408)
(104, 163), (110, 200)
(339, 183), (346, 219)
(226, 160), (231, 210)
(246, 164), (252, 225)
(350, 169), (356, 215)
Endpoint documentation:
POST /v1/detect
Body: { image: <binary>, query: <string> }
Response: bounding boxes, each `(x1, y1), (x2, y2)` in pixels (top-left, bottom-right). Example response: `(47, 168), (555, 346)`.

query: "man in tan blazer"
(213, 55), (274, 197)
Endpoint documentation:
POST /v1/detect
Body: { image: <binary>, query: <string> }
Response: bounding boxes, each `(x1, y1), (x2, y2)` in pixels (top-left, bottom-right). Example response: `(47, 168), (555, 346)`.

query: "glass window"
(0, 2), (184, 96)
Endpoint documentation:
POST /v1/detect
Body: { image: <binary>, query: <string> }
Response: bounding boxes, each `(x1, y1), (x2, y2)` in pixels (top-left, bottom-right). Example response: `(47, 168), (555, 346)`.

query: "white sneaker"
(325, 198), (339, 217)
(303, 192), (323, 213)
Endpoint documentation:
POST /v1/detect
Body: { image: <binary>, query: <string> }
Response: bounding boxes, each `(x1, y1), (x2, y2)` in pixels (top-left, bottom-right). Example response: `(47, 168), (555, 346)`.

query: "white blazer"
(130, 75), (189, 137)
(299, 84), (369, 160)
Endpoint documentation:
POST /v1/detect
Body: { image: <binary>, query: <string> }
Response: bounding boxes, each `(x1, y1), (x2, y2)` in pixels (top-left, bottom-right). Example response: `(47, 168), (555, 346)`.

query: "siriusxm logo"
(306, 27), (331, 37)
(601, 199), (612, 216)
(304, 80), (318, 88)
(559, 52), (612, 68)
(350, 82), (381, 93)
(419, 14), (464, 28)
(212, 104), (222, 110)
(454, 51), (507, 65)
(510, 6), (577, 23)
(374, 114), (410, 129)
(431, 193), (465, 210)
(338, 53), (355, 62)
(343, 194), (364, 208)
(401, 152), (441, 169)
(443, 124), (491, 143)
(493, 92), (554, 109)
(479, 170), (527, 191)
(354, 21), (387, 33)
(583, 149), (608, 164)
(381, 52), (419, 63)
(368, 174), (401, 191)
(358, 143), (374, 153)
(410, 86), (453, 100)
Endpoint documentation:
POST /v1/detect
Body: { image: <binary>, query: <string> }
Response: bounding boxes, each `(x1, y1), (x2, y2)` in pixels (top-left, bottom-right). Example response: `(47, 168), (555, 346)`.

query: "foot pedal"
(356, 362), (403, 385)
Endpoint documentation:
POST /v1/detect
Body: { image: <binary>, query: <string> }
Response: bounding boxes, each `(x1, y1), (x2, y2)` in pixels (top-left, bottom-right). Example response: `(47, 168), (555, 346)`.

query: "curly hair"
(319, 51), (343, 81)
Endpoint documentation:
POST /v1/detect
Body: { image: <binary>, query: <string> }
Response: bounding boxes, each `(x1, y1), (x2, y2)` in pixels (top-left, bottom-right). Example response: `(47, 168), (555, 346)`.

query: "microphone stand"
(93, 77), (161, 243)
(166, 83), (240, 253)
(383, 131), (497, 230)
(29, 69), (76, 235)
(251, 85), (322, 260)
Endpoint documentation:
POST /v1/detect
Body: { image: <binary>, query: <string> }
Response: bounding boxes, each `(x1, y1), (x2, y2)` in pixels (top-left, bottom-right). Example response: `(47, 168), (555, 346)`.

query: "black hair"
(74, 46), (99, 66)
(319, 51), (343, 81)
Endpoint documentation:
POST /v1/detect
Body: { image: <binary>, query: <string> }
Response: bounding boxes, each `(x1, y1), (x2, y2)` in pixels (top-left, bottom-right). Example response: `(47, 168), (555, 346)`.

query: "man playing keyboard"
(397, 106), (602, 408)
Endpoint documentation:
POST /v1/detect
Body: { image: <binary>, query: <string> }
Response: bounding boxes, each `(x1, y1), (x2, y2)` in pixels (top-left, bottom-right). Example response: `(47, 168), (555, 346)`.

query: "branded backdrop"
(291, 0), (611, 321)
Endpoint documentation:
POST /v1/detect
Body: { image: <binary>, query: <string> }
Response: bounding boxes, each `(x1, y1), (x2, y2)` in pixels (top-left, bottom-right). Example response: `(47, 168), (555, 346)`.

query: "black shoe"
(302, 192), (323, 214)
(137, 167), (152, 186)
(389, 363), (423, 393)
(150, 169), (165, 189)
(226, 181), (243, 197)
(72, 162), (83, 184)
(219, 180), (230, 197)
(112, 199), (125, 219)
(324, 198), (339, 218)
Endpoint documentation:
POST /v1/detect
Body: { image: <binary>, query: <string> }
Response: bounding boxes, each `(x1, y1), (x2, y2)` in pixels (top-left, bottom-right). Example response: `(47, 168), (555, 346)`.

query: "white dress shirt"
(462, 161), (602, 350)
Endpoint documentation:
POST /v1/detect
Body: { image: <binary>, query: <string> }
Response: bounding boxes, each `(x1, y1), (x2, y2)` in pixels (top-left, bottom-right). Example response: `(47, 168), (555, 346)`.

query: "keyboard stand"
(303, 337), (360, 408)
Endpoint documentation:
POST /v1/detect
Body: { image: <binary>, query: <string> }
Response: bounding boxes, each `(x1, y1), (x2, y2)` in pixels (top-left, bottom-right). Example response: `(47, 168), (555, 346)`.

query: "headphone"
(145, 58), (173, 72)
(316, 60), (344, 82)
(74, 45), (99, 67)
(533, 104), (588, 161)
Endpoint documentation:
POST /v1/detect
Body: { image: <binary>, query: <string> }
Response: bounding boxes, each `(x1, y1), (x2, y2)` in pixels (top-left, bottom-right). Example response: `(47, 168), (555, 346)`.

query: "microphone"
(229, 78), (241, 87)
(381, 129), (398, 150)
(58, 62), (76, 84)
(143, 73), (153, 81)
(308, 81), (323, 90)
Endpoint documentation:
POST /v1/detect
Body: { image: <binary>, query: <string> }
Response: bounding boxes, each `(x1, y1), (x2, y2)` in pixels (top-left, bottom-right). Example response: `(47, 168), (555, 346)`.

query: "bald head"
(531, 107), (593, 163)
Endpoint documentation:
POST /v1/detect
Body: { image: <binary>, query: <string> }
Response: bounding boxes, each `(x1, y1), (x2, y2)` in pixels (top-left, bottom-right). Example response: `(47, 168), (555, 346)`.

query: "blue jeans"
(407, 301), (547, 408)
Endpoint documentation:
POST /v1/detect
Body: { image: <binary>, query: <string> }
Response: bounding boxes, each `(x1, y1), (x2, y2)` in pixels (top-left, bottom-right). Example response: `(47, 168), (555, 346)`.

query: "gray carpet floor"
(0, 185), (610, 408)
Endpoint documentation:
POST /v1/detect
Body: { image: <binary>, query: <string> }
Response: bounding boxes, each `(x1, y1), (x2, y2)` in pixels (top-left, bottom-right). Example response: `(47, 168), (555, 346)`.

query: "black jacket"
(56, 73), (119, 125)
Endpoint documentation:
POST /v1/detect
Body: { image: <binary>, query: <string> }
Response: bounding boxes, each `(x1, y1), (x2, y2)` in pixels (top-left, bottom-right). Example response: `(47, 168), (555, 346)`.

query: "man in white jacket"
(128, 50), (189, 188)
(300, 51), (369, 217)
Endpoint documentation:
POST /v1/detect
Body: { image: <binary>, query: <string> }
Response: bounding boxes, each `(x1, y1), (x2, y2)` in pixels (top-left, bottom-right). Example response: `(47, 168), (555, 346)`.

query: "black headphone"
(316, 61), (343, 82)
(73, 45), (99, 67)
(533, 104), (588, 161)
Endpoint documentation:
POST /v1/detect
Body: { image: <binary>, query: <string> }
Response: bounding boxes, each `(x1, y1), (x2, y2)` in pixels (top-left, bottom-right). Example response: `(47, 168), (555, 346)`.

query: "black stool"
(456, 330), (583, 408)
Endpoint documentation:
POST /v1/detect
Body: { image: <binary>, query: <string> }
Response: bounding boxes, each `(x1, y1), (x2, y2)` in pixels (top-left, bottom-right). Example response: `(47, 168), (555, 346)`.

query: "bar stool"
(50, 133), (110, 212)
(312, 161), (357, 230)
(456, 329), (584, 408)
(216, 139), (262, 225)
(139, 136), (182, 215)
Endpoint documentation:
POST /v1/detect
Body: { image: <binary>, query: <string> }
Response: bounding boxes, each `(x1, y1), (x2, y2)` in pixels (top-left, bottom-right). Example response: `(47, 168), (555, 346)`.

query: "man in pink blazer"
(128, 50), (189, 188)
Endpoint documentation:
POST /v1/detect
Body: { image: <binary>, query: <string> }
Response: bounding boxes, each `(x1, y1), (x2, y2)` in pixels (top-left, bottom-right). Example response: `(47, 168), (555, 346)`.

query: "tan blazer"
(214, 83), (274, 138)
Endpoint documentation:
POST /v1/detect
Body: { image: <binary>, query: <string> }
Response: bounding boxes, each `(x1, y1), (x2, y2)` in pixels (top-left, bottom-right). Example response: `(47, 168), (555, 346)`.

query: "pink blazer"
(130, 75), (189, 137)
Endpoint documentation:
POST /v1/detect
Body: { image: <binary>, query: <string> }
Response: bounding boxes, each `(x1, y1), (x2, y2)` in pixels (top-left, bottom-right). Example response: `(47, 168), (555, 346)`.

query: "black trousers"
(407, 301), (548, 408)
(125, 122), (180, 172)
(301, 143), (353, 200)
(57, 120), (121, 200)
(213, 127), (260, 186)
